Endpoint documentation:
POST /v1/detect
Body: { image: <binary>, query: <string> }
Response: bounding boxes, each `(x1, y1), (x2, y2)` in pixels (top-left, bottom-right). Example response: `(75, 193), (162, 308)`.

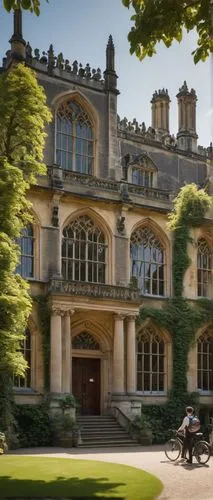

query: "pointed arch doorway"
(72, 332), (101, 415)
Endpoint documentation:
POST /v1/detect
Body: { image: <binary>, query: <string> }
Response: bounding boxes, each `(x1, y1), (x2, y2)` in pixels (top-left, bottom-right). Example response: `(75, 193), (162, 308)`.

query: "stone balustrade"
(48, 279), (140, 302)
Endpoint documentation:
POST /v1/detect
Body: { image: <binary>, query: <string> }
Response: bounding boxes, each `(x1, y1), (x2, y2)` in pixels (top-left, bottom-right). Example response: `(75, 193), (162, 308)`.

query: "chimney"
(9, 8), (26, 62)
(151, 88), (170, 134)
(176, 81), (198, 152)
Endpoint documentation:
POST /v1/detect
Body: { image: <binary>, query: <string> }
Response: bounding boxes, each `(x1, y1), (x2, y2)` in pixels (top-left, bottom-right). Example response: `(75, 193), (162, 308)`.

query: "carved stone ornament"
(51, 205), (59, 227)
(117, 215), (125, 234)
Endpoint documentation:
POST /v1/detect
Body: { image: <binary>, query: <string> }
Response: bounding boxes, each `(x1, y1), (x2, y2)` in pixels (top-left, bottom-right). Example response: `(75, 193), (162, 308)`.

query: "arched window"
(14, 328), (31, 389)
(62, 215), (106, 283)
(72, 332), (100, 350)
(56, 100), (94, 174)
(137, 327), (165, 392)
(197, 328), (213, 392)
(197, 239), (212, 297)
(130, 226), (165, 295)
(16, 224), (34, 278)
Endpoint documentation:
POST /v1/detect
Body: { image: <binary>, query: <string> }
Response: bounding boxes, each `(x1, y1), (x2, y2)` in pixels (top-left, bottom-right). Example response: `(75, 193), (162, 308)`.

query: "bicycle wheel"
(194, 440), (211, 465)
(165, 438), (182, 461)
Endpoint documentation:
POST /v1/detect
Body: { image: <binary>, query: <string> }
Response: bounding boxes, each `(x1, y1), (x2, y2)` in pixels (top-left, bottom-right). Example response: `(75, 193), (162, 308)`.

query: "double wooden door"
(72, 357), (100, 415)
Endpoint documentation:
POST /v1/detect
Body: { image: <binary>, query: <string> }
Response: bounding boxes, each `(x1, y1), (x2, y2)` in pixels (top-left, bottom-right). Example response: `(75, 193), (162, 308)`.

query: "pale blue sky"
(0, 0), (212, 147)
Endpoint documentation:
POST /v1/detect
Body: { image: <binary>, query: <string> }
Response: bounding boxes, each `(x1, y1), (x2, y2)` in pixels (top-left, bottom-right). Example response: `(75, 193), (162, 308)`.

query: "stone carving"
(51, 205), (59, 227)
(117, 216), (125, 234)
(26, 43), (104, 84)
(49, 279), (140, 302)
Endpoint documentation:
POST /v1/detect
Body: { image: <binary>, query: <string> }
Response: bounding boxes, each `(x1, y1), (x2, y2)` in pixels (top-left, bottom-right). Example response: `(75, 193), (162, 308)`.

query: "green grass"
(0, 456), (163, 499)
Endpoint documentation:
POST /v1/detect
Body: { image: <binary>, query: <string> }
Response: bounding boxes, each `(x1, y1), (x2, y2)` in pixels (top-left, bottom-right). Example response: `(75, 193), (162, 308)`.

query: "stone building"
(2, 11), (213, 426)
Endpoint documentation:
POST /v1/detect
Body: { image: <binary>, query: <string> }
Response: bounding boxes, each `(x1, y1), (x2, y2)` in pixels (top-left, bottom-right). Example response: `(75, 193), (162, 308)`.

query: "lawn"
(0, 456), (163, 499)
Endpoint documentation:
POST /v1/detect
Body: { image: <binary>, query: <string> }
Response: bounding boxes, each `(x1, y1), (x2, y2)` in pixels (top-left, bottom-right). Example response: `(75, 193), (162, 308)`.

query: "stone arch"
(52, 89), (99, 131)
(71, 317), (112, 353)
(136, 317), (171, 344)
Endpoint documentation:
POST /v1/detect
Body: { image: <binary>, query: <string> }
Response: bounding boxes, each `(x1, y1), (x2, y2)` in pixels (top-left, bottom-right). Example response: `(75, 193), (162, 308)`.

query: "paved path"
(10, 445), (213, 500)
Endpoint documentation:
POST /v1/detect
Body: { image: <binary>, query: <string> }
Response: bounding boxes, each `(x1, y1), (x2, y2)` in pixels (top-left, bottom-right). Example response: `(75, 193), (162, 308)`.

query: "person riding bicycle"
(177, 406), (200, 464)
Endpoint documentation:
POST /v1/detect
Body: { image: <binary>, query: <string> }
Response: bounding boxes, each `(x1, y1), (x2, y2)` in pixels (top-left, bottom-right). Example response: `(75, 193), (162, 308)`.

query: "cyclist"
(177, 406), (200, 464)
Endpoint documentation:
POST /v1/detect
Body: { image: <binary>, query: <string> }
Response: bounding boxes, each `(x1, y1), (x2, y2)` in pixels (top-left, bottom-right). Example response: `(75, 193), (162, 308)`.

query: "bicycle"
(165, 430), (211, 464)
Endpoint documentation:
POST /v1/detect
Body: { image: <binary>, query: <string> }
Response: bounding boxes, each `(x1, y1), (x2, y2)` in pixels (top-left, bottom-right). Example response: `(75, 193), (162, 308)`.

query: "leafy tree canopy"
(122, 0), (213, 63)
(3, 0), (48, 15)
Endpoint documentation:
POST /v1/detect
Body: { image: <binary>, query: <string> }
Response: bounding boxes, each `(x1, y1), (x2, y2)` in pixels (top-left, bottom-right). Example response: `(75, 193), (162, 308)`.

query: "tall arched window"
(197, 328), (213, 392)
(56, 100), (94, 174)
(16, 224), (34, 278)
(137, 327), (165, 392)
(197, 239), (212, 297)
(130, 226), (165, 295)
(62, 215), (106, 283)
(14, 328), (31, 389)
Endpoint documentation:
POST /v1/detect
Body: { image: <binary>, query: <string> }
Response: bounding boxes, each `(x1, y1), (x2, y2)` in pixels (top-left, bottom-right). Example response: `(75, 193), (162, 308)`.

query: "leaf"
(3, 0), (14, 12)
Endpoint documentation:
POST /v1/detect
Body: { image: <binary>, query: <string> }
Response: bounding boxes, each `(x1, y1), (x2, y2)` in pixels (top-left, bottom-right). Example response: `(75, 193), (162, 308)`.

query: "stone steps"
(77, 414), (139, 448)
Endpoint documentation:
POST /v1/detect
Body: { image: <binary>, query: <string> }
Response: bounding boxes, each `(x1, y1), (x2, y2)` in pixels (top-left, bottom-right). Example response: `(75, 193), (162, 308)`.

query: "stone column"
(63, 309), (75, 393)
(127, 315), (136, 394)
(113, 314), (125, 393)
(50, 307), (62, 393)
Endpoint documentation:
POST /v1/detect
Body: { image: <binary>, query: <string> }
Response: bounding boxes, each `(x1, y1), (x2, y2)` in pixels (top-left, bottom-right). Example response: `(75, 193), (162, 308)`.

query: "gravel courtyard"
(10, 445), (213, 500)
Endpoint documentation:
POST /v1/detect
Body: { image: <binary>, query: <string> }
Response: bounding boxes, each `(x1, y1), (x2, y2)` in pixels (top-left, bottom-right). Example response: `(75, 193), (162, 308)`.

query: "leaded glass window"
(197, 328), (213, 392)
(56, 100), (94, 174)
(137, 328), (165, 392)
(130, 226), (165, 296)
(197, 239), (212, 297)
(72, 332), (100, 350)
(14, 328), (31, 388)
(62, 215), (106, 283)
(132, 167), (154, 187)
(16, 224), (34, 278)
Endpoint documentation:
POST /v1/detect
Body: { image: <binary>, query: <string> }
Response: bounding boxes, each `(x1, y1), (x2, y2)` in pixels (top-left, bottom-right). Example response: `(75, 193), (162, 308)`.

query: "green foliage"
(14, 403), (51, 447)
(122, 0), (213, 64)
(168, 184), (211, 297)
(0, 432), (8, 454)
(58, 394), (78, 411)
(138, 184), (212, 442)
(0, 63), (51, 432)
(0, 64), (51, 184)
(3, 0), (49, 15)
(34, 295), (50, 391)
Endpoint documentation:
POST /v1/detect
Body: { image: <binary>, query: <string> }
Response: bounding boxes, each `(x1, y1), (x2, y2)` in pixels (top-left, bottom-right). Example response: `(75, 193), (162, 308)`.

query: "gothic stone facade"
(3, 12), (213, 422)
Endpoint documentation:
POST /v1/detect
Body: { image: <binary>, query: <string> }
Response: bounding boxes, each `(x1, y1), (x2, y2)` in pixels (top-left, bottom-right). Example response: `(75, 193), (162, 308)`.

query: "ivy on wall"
(34, 295), (50, 391)
(139, 184), (212, 437)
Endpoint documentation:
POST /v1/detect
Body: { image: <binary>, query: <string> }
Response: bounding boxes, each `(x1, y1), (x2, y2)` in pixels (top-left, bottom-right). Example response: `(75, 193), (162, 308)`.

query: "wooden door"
(72, 357), (100, 415)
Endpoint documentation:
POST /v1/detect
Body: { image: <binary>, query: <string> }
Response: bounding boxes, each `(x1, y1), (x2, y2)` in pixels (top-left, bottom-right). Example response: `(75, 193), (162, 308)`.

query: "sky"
(0, 0), (212, 147)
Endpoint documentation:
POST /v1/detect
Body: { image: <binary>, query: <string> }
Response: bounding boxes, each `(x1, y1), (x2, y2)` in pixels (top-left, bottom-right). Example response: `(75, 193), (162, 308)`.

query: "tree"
(0, 64), (51, 433)
(3, 0), (48, 15)
(122, 0), (213, 63)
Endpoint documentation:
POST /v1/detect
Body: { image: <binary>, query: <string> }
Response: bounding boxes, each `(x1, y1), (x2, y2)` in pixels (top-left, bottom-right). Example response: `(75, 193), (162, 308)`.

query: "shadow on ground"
(9, 445), (163, 456)
(0, 475), (125, 498)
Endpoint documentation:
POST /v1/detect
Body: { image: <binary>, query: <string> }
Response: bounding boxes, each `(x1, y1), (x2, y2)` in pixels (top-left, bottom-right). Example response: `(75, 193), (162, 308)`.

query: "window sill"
(13, 387), (40, 395)
(198, 391), (213, 396)
(135, 391), (167, 396)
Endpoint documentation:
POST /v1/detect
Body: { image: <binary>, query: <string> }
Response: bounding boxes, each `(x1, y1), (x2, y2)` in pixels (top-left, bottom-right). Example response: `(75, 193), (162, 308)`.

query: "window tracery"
(136, 327), (165, 392)
(197, 238), (212, 297)
(62, 215), (106, 283)
(72, 332), (100, 350)
(130, 226), (165, 296)
(197, 328), (213, 392)
(56, 100), (94, 174)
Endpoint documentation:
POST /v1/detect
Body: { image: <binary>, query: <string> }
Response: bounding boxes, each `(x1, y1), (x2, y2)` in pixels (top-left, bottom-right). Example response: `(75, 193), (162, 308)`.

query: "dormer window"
(123, 153), (157, 187)
(132, 167), (154, 187)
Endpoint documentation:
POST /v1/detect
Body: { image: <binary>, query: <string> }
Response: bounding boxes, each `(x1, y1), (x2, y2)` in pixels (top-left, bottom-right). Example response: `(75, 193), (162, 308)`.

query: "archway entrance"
(72, 332), (101, 415)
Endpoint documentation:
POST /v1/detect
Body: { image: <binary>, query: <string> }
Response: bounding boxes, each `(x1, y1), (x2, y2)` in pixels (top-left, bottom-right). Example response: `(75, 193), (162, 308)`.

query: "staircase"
(76, 414), (139, 448)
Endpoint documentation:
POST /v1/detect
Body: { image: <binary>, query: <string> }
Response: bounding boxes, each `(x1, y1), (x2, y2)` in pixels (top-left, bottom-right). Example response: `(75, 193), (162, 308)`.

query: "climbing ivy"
(139, 184), (212, 439)
(34, 295), (50, 391)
